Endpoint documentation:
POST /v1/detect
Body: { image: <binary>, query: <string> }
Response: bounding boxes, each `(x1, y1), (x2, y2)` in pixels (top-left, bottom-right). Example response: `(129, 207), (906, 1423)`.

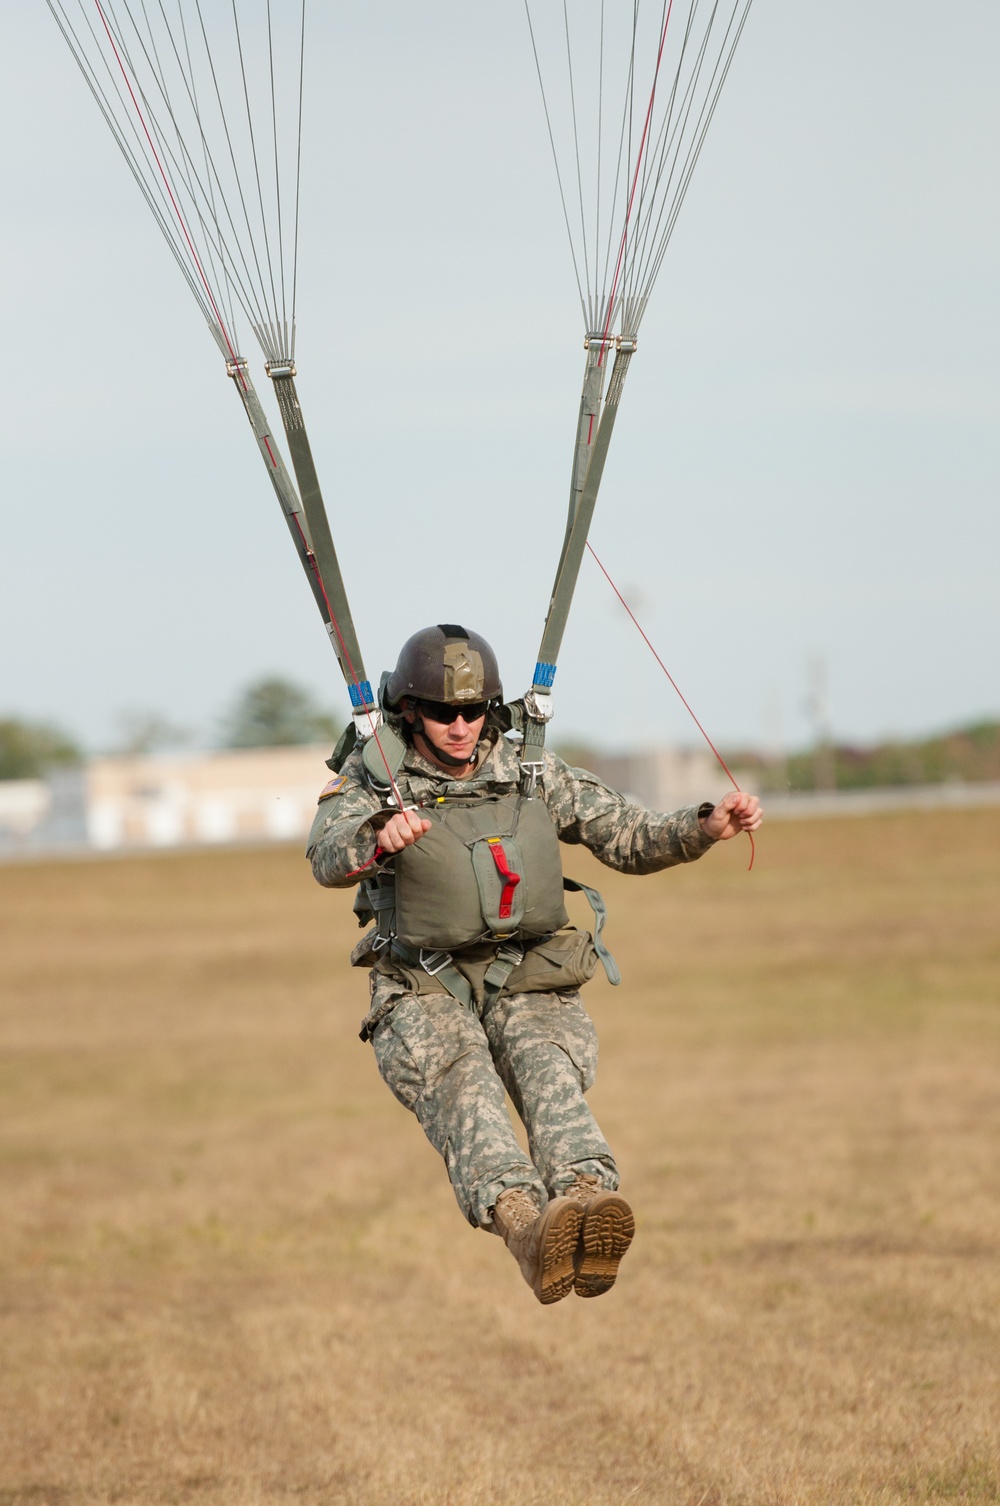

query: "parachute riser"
(266, 366), (376, 722)
(519, 340), (635, 781)
(563, 333), (614, 547)
(223, 355), (336, 626)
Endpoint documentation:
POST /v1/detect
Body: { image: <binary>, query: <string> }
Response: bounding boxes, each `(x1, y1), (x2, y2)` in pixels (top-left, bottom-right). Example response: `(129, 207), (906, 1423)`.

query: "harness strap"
(482, 941), (525, 1009)
(564, 878), (621, 986)
(391, 940), (474, 1010)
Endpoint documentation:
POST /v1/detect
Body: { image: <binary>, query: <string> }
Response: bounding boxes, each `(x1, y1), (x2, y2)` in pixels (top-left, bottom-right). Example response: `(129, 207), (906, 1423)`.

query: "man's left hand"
(700, 790), (763, 841)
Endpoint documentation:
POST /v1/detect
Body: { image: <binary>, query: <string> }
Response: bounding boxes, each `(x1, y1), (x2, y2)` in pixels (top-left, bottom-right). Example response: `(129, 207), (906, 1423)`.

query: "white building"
(0, 745), (333, 856)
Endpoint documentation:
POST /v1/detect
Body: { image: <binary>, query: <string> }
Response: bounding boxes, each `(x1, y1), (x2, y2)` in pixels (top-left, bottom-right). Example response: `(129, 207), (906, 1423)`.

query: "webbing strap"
(533, 346), (632, 688)
(227, 363), (332, 628)
(564, 878), (621, 987)
(522, 345), (634, 767)
(483, 941), (525, 1008)
(269, 371), (374, 712)
(391, 941), (474, 1010)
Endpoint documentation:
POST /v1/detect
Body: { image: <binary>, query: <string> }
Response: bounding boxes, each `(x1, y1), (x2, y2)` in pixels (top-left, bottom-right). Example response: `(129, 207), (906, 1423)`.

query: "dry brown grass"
(1, 809), (998, 1505)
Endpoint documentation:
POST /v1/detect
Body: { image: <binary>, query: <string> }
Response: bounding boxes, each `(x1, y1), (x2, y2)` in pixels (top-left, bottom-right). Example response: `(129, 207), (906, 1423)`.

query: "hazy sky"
(3, 2), (998, 756)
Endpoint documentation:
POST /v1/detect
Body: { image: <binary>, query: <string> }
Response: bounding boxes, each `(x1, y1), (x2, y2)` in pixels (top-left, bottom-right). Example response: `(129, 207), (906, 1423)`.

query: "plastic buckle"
(371, 932), (391, 953)
(419, 948), (454, 977)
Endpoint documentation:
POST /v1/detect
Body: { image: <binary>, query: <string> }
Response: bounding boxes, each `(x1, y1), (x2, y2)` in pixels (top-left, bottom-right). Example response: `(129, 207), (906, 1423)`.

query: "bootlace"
(494, 1188), (540, 1237)
(567, 1174), (604, 1203)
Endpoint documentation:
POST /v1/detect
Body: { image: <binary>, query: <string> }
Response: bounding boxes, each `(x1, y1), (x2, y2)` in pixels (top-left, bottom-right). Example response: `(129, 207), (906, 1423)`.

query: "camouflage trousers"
(361, 973), (619, 1230)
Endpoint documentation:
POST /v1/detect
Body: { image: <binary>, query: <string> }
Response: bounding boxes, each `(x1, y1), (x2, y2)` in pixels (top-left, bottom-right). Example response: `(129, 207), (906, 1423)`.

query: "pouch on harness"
(352, 747), (619, 1019)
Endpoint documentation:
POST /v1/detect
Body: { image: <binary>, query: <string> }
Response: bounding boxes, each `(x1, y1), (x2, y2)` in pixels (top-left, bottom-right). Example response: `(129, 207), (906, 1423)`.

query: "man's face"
(403, 699), (488, 770)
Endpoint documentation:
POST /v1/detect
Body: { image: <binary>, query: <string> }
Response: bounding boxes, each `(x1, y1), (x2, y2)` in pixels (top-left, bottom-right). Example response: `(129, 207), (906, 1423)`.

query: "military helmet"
(383, 624), (502, 708)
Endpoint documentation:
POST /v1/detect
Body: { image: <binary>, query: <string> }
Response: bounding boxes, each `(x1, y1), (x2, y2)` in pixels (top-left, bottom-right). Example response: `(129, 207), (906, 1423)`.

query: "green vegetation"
(219, 675), (340, 749)
(0, 717), (82, 780)
(733, 718), (1000, 793)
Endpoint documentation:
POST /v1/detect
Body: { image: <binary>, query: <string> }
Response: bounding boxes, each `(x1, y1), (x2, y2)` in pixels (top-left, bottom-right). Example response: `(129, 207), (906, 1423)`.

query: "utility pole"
(807, 655), (836, 791)
(764, 688), (788, 792)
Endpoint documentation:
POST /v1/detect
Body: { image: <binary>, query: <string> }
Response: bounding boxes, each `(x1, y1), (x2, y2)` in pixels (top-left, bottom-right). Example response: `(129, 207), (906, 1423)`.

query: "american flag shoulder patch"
(317, 774), (348, 802)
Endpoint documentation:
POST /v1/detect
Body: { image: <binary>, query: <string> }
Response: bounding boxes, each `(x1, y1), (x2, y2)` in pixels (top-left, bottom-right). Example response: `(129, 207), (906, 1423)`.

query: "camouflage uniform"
(307, 733), (716, 1230)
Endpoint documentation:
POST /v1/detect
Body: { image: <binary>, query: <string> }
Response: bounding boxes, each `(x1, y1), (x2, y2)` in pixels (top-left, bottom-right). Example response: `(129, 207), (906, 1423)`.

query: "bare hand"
(700, 790), (762, 841)
(375, 809), (432, 854)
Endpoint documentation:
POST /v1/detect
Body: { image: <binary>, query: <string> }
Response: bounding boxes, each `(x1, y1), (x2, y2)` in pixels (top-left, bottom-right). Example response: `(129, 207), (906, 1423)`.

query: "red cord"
(94, 1), (246, 388)
(93, 4), (405, 825)
(597, 0), (675, 366)
(586, 541), (755, 871)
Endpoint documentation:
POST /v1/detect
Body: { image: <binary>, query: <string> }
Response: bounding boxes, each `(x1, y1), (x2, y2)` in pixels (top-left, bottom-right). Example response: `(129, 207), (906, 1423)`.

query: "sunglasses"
(415, 698), (490, 725)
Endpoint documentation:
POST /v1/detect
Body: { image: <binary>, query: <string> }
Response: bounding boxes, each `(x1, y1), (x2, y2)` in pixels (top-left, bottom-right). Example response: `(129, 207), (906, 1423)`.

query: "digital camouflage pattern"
(307, 732), (716, 888)
(306, 730), (717, 1230)
(361, 973), (616, 1228)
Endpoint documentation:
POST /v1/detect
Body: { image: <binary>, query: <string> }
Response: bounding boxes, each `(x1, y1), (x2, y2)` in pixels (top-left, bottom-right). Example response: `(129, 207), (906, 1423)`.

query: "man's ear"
(400, 699), (416, 725)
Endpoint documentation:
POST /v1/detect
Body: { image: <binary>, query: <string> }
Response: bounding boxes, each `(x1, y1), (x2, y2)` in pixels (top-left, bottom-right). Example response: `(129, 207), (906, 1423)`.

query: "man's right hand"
(375, 809), (432, 854)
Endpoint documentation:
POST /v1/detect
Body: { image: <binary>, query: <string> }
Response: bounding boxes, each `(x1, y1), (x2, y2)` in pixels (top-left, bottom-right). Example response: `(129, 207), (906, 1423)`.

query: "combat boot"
(564, 1174), (635, 1298)
(492, 1188), (583, 1305)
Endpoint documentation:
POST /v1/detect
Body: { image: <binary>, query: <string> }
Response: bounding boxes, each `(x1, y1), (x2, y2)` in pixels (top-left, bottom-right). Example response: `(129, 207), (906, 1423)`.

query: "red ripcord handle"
(487, 837), (522, 920)
(586, 542), (756, 871)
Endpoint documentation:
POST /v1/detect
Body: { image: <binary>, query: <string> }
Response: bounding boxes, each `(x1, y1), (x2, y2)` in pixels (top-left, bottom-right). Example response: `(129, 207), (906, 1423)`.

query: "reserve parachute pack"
(351, 725), (619, 1014)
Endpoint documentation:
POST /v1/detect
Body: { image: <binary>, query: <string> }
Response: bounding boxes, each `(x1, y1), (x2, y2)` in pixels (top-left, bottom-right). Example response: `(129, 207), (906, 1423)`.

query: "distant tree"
(552, 739), (603, 770)
(220, 676), (340, 749)
(0, 718), (83, 781)
(115, 710), (193, 756)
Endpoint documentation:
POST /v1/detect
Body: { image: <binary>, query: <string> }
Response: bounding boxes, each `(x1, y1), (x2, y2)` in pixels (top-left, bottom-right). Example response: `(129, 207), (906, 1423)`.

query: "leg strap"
(391, 941), (474, 1010)
(563, 879), (621, 986)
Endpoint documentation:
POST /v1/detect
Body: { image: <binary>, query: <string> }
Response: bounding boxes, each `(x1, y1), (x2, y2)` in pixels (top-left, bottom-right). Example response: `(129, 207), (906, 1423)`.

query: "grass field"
(1, 809), (999, 1505)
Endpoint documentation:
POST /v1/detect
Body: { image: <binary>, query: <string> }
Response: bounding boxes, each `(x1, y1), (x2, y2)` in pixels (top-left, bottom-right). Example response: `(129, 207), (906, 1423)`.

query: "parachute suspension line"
(45, 0), (221, 337)
(266, 0), (287, 351)
(88, 0), (264, 362)
(231, 0), (283, 356)
(597, 0), (674, 354)
(519, 1), (756, 762)
(185, 0), (282, 350)
(585, 541), (754, 871)
(594, 2), (604, 330)
(50, 1), (378, 737)
(53, 0), (308, 365)
(625, 0), (752, 310)
(523, 0), (755, 342)
(562, 0), (592, 327)
(174, 4), (239, 343)
(526, 3), (669, 727)
(524, 0), (588, 326)
(290, 0), (307, 346)
(643, 1), (754, 298)
(91, 0), (241, 368)
(96, 0), (255, 352)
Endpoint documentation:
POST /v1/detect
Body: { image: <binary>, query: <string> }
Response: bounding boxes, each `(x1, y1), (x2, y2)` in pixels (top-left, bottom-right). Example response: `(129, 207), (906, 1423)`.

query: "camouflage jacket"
(307, 733), (716, 889)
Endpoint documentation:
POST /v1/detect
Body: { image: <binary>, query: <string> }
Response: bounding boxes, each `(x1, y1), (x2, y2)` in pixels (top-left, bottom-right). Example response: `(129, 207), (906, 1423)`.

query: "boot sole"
(536, 1200), (585, 1305)
(574, 1194), (635, 1298)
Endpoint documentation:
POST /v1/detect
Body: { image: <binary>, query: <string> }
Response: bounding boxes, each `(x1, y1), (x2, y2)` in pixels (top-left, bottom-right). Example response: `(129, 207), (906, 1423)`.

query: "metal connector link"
(519, 761), (545, 796)
(419, 948), (455, 977)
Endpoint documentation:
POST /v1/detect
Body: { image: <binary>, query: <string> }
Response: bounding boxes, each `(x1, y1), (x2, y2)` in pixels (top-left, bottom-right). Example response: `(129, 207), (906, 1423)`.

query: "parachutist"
(307, 625), (762, 1304)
